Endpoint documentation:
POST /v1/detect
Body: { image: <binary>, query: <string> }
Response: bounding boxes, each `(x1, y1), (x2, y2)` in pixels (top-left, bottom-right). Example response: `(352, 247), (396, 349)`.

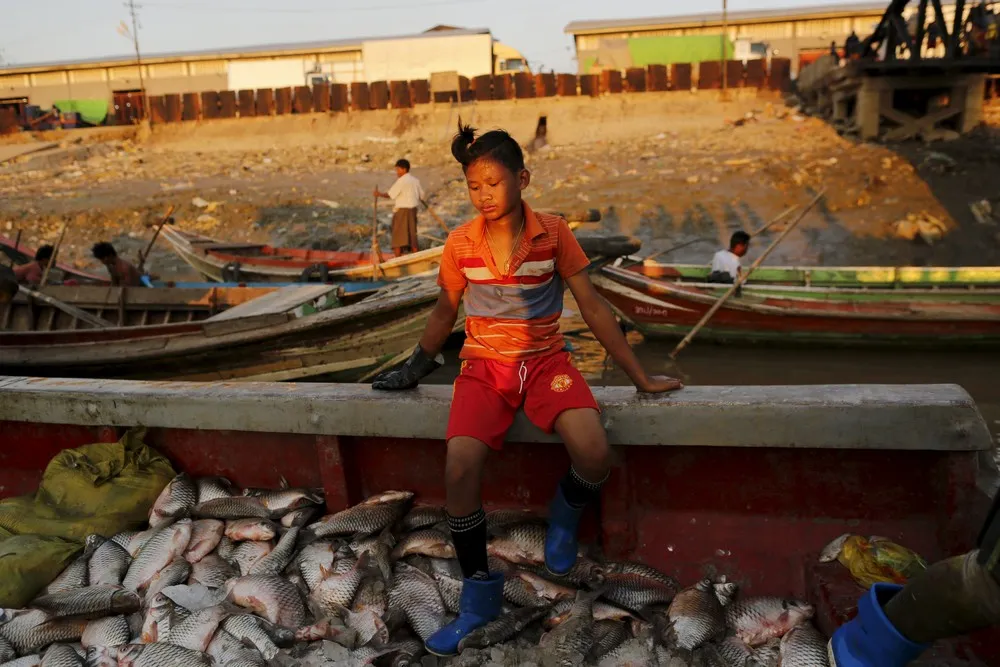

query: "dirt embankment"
(1, 91), (999, 278)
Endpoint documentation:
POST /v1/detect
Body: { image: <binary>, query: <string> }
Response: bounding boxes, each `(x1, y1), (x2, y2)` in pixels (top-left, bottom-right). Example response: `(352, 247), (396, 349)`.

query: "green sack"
(0, 428), (176, 541)
(0, 535), (81, 607)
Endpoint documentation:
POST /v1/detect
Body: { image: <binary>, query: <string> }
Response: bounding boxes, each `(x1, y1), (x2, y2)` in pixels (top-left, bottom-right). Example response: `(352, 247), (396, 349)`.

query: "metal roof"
(564, 2), (906, 34)
(0, 27), (490, 75)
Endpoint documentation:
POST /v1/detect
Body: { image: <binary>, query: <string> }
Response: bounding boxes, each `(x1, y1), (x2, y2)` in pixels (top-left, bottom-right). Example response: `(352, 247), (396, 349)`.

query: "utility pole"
(125, 0), (149, 122)
(721, 0), (729, 98)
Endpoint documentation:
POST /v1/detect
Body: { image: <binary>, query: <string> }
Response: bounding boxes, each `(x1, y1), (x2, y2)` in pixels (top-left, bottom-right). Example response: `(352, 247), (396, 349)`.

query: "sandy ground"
(2, 93), (999, 279)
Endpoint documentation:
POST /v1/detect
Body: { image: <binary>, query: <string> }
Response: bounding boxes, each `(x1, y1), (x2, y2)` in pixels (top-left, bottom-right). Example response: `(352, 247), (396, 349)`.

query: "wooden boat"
(593, 263), (1000, 347)
(0, 280), (445, 382)
(160, 225), (443, 283)
(1, 234), (108, 284)
(0, 378), (996, 663)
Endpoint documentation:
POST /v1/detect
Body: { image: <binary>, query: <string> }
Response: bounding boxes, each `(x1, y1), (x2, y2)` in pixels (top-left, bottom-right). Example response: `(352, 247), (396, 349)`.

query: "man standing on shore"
(375, 159), (425, 256)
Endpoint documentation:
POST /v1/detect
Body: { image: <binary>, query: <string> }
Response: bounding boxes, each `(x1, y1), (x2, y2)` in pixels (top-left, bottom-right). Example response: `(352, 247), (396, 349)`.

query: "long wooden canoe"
(1, 234), (108, 284)
(160, 225), (443, 283)
(594, 264), (1000, 347)
(0, 280), (444, 381)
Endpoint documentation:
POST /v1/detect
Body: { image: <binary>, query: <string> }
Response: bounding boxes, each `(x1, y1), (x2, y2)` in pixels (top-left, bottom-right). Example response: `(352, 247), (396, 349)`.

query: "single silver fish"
(43, 537), (102, 594)
(87, 539), (131, 587)
(539, 588), (603, 667)
(603, 572), (678, 612)
(195, 477), (236, 504)
(351, 576), (388, 617)
(294, 540), (339, 591)
(389, 530), (454, 562)
(2, 655), (42, 667)
(307, 494), (411, 539)
(310, 554), (370, 617)
(39, 644), (82, 667)
(587, 620), (630, 662)
(485, 508), (546, 532)
(120, 529), (158, 560)
(725, 597), (814, 647)
(666, 579), (727, 651)
(191, 497), (271, 521)
(80, 616), (130, 649)
(31, 586), (140, 620)
(243, 483), (323, 514)
(350, 530), (394, 584)
(182, 520), (224, 564)
(0, 610), (88, 655)
(387, 638), (424, 667)
(121, 521), (193, 593)
(336, 606), (389, 647)
(214, 536), (236, 562)
(149, 474), (197, 528)
(458, 604), (552, 652)
(431, 570), (463, 614)
(596, 625), (659, 667)
(187, 554), (236, 589)
(778, 624), (828, 667)
(249, 527), (300, 575)
(140, 593), (174, 644)
(387, 563), (446, 642)
(144, 559), (192, 603)
(164, 605), (227, 652)
(227, 575), (306, 628)
(205, 629), (265, 667)
(713, 635), (781, 667)
(115, 642), (211, 667)
(230, 540), (274, 576)
(219, 615), (279, 661)
(398, 506), (448, 532)
(224, 519), (278, 543)
(293, 618), (359, 647)
(279, 507), (318, 529)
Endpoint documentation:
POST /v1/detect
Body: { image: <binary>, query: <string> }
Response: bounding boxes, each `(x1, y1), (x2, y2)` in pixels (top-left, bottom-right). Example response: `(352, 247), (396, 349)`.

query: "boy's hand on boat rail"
(371, 345), (444, 391)
(634, 375), (684, 394)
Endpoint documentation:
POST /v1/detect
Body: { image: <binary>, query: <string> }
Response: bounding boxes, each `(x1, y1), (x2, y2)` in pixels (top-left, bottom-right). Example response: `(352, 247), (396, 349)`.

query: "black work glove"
(372, 345), (443, 390)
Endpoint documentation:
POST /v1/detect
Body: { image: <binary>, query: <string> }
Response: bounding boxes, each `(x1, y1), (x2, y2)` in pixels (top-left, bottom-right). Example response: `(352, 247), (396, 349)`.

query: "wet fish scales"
(39, 644), (82, 667)
(351, 576), (388, 617)
(191, 497), (270, 520)
(121, 521), (193, 593)
(432, 571), (463, 614)
(666, 579), (727, 650)
(231, 540), (274, 576)
(219, 615), (279, 660)
(164, 605), (226, 652)
(80, 616), (129, 648)
(144, 559), (191, 603)
(398, 506), (447, 532)
(149, 473), (197, 528)
(249, 526), (300, 575)
(243, 486), (323, 513)
(227, 574), (306, 628)
(387, 563), (446, 642)
(187, 554), (235, 589)
(2, 655), (42, 667)
(279, 507), (317, 529)
(390, 529), (454, 562)
(779, 625), (829, 667)
(140, 593), (173, 644)
(458, 604), (552, 651)
(116, 642), (212, 667)
(83, 646), (118, 667)
(293, 539), (339, 591)
(0, 635), (14, 663)
(350, 531), (395, 584)
(725, 597), (814, 646)
(310, 554), (369, 617)
(182, 520), (224, 564)
(307, 500), (408, 539)
(205, 629), (265, 667)
(0, 610), (88, 656)
(43, 536), (102, 595)
(31, 586), (140, 620)
(587, 620), (630, 661)
(87, 540), (131, 588)
(194, 476), (236, 504)
(540, 588), (602, 667)
(485, 508), (545, 532)
(224, 519), (278, 542)
(603, 574), (677, 612)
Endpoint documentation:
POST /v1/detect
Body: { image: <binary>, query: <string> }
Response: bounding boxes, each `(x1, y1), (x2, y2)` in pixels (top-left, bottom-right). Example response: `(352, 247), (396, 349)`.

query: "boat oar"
(138, 206), (176, 274)
(749, 203), (799, 237)
(669, 189), (827, 360)
(39, 223), (68, 288)
(19, 287), (113, 329)
(4, 230), (20, 268)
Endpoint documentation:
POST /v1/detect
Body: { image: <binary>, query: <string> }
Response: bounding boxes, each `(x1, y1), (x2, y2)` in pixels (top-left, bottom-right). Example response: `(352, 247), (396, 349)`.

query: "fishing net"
(0, 429), (176, 606)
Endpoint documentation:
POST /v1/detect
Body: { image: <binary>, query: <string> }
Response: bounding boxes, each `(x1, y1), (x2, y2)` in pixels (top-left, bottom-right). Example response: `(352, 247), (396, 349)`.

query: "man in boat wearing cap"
(830, 487), (1000, 665)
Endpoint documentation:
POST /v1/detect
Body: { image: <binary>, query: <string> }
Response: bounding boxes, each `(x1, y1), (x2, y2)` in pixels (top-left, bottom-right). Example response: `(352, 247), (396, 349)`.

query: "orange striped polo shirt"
(437, 202), (590, 362)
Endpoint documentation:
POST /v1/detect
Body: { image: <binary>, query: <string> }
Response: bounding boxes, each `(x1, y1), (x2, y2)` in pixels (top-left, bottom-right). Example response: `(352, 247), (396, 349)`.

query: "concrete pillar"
(857, 78), (882, 140)
(959, 74), (986, 133)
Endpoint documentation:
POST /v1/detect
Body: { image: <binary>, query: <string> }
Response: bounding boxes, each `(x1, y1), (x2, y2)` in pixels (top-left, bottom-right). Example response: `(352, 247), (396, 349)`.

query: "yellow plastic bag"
(820, 533), (928, 588)
(0, 428), (176, 541)
(0, 535), (81, 607)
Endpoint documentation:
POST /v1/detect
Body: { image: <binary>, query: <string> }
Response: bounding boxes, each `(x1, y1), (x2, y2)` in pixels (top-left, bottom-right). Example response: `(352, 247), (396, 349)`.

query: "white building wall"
(226, 59), (311, 91)
(362, 33), (492, 82)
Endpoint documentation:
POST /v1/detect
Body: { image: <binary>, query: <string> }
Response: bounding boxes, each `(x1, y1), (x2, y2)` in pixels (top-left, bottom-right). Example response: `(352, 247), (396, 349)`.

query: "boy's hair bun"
(450, 117), (525, 174)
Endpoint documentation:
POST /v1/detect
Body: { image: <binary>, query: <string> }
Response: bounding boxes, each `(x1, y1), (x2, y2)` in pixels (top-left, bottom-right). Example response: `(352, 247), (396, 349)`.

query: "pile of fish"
(0, 475), (830, 666)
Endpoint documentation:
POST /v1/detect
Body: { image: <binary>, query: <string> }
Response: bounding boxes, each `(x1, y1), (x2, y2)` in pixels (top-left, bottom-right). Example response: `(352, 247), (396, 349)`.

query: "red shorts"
(446, 352), (600, 450)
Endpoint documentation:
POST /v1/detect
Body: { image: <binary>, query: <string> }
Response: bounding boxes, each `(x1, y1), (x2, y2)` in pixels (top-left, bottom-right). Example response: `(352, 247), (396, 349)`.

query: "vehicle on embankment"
(0, 377), (996, 664)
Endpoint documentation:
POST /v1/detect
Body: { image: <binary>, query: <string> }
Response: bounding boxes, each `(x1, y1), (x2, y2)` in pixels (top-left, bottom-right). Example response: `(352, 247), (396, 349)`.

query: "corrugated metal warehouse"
(565, 1), (962, 75)
(0, 26), (528, 112)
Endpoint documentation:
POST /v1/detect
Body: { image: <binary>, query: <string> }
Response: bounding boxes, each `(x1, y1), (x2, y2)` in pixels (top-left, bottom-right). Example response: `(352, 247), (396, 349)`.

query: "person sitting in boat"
(371, 121), (683, 657)
(709, 231), (750, 284)
(0, 265), (18, 304)
(374, 158), (426, 257)
(92, 242), (143, 287)
(13, 244), (54, 285)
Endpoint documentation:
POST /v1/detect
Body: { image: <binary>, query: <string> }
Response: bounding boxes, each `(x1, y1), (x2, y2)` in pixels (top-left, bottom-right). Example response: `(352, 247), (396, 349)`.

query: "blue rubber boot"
(424, 573), (503, 656)
(545, 485), (585, 576)
(829, 583), (930, 667)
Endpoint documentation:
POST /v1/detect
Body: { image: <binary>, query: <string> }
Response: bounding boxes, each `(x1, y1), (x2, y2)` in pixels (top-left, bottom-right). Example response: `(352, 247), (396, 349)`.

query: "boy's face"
(464, 159), (530, 222)
(99, 255), (116, 267)
(395, 166), (408, 178)
(733, 242), (748, 257)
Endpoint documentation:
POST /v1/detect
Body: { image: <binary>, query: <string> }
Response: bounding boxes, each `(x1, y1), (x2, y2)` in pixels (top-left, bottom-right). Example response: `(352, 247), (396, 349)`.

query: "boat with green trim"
(593, 261), (1000, 347)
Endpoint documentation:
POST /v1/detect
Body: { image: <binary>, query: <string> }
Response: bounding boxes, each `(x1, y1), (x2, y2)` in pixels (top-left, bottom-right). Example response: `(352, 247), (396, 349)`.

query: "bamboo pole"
(422, 201), (452, 237)
(39, 223), (68, 288)
(669, 189), (826, 359)
(371, 194), (383, 281)
(5, 230), (21, 267)
(138, 205), (176, 274)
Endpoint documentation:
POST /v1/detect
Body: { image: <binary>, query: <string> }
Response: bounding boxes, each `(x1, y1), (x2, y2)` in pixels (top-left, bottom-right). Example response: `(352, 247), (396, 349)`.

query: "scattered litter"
(191, 197), (210, 208)
(365, 136), (401, 144)
(820, 533), (927, 588)
(920, 151), (957, 172)
(317, 199), (341, 209)
(970, 199), (996, 225)
(686, 175), (700, 185)
(892, 212), (947, 244)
